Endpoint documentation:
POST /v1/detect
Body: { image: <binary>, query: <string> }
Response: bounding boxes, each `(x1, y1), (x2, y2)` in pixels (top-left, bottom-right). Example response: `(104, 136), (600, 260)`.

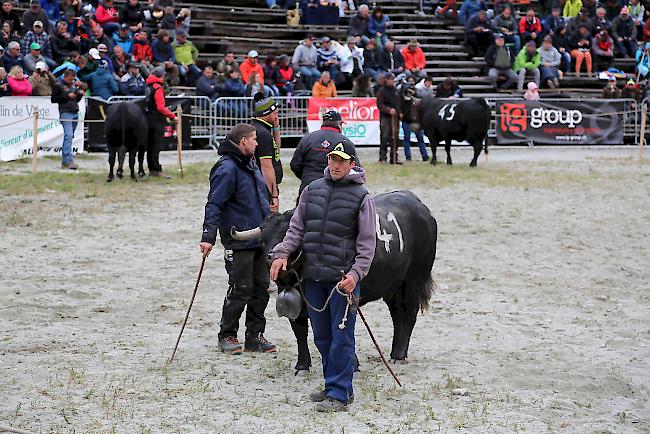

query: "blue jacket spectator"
(222, 71), (246, 97)
(196, 66), (223, 101)
(40, 0), (59, 23)
(151, 34), (176, 64)
(2, 42), (24, 71)
(543, 9), (566, 34)
(368, 7), (391, 44)
(459, 0), (487, 25)
(88, 60), (118, 100)
(118, 65), (146, 95)
(113, 26), (134, 54)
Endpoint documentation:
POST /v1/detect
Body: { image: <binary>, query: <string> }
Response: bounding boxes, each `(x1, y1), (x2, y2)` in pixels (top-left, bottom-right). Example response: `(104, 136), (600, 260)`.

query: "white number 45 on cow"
(438, 104), (457, 121)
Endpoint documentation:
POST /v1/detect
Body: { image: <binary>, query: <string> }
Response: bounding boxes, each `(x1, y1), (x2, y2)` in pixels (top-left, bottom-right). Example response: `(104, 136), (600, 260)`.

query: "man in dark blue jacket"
(199, 123), (275, 355)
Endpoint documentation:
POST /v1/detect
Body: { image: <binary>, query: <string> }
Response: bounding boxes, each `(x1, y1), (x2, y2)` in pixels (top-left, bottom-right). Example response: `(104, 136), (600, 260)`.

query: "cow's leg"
(107, 147), (116, 182)
(384, 284), (419, 361)
(425, 130), (438, 165)
(117, 145), (126, 179)
(137, 144), (146, 177)
(128, 145), (137, 181)
(469, 139), (482, 167)
(445, 139), (452, 165)
(290, 308), (311, 374)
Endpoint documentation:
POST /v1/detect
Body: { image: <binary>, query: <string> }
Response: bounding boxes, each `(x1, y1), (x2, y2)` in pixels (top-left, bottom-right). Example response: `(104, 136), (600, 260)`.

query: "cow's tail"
(419, 274), (436, 313)
(483, 98), (491, 156)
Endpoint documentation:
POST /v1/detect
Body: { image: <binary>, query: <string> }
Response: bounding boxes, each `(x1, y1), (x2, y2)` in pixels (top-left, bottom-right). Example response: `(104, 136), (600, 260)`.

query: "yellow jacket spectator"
(172, 30), (201, 84)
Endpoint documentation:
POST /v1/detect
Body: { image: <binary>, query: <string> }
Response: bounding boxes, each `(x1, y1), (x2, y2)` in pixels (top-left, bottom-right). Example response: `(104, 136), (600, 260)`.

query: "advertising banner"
(307, 97), (379, 145)
(496, 100), (625, 145)
(0, 97), (86, 162)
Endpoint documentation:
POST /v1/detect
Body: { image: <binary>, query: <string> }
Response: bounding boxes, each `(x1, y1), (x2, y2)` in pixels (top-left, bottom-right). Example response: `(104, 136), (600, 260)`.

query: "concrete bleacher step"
(201, 20), (348, 40)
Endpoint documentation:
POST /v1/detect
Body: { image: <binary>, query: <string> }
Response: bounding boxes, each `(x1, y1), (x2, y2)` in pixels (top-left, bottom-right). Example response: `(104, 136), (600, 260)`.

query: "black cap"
(327, 141), (356, 161)
(322, 110), (342, 122)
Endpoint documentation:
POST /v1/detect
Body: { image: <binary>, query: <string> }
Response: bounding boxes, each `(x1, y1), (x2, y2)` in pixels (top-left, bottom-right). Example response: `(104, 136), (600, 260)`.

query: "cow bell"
(276, 287), (302, 320)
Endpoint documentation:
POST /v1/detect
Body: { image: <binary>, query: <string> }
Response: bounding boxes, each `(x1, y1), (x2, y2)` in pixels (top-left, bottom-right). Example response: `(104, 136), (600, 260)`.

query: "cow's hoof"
(131, 175), (138, 182)
(390, 358), (408, 365)
(430, 159), (438, 165)
(106, 177), (113, 183)
(138, 171), (145, 178)
(446, 160), (452, 165)
(294, 369), (310, 377)
(469, 162), (477, 168)
(117, 171), (124, 179)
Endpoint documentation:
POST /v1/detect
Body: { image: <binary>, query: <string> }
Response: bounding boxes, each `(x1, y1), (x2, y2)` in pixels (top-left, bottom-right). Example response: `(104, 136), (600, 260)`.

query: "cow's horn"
(231, 226), (262, 240)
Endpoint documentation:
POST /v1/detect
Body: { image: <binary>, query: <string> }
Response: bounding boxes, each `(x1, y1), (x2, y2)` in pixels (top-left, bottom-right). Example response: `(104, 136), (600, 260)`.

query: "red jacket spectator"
(77, 16), (100, 40)
(132, 34), (153, 62)
(240, 55), (264, 84)
(96, 2), (119, 25)
(8, 76), (33, 96)
(401, 44), (426, 70)
(519, 16), (542, 35)
(145, 73), (176, 119)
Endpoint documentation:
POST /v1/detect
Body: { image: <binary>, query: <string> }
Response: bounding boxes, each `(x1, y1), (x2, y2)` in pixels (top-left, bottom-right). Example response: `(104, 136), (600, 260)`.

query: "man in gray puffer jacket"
(539, 35), (562, 88)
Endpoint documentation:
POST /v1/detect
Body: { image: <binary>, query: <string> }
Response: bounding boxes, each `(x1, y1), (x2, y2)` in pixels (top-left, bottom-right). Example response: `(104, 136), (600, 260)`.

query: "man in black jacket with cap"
(290, 110), (359, 196)
(250, 93), (282, 212)
(376, 73), (401, 164)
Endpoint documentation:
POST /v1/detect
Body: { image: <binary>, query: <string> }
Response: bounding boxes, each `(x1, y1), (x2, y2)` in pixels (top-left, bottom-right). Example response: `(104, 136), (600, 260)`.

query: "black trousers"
(146, 116), (164, 173)
(219, 247), (270, 340)
(379, 115), (398, 162)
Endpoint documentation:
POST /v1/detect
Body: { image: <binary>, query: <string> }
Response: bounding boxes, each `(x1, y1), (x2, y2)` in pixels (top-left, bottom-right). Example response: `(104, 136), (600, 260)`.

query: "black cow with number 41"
(412, 96), (491, 167)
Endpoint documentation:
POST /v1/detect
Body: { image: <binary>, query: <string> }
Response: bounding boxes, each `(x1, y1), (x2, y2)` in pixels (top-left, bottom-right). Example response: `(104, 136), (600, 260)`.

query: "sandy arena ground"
(0, 147), (649, 433)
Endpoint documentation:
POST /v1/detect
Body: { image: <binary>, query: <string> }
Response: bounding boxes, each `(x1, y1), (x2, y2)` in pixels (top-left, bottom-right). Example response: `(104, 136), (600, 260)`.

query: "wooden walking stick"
(169, 254), (207, 363)
(354, 299), (403, 387)
(639, 102), (647, 159)
(176, 106), (184, 179)
(391, 112), (398, 164)
(31, 106), (39, 174)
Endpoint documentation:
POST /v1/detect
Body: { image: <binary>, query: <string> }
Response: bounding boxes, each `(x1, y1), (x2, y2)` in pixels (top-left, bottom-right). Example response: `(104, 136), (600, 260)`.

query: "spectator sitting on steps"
(514, 40), (541, 90)
(401, 38), (427, 80)
(312, 71), (337, 97)
(196, 65), (222, 101)
(292, 33), (319, 89)
(435, 76), (463, 98)
(602, 75), (621, 97)
(485, 33), (518, 90)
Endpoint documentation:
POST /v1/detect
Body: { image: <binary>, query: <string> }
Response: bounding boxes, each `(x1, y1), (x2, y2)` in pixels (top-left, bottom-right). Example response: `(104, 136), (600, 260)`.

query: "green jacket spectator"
(173, 32), (198, 66)
(513, 46), (541, 71)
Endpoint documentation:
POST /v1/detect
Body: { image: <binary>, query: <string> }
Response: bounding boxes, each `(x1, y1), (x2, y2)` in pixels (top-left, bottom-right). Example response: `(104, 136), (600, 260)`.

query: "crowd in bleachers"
(0, 0), (196, 99)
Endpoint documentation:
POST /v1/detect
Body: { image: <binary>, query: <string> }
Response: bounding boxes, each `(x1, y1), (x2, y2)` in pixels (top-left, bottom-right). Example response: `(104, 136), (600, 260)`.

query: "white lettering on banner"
(437, 104), (457, 121)
(375, 212), (404, 253)
(318, 100), (378, 120)
(530, 107), (582, 128)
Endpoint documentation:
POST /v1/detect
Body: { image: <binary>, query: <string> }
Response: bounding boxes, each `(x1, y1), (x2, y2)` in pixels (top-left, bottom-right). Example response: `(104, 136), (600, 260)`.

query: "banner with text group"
(496, 100), (624, 145)
(0, 96), (86, 162)
(307, 97), (380, 145)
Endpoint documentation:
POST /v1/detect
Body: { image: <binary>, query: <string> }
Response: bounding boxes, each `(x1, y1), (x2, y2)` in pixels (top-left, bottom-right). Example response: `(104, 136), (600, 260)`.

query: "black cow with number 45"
(412, 97), (491, 167)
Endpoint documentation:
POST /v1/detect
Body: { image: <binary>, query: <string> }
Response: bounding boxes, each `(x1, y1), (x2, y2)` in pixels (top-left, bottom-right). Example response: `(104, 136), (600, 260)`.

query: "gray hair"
(359, 4), (369, 12)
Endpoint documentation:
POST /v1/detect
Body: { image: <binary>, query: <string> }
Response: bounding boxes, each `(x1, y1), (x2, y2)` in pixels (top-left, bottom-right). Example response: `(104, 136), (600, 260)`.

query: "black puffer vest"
(302, 177), (369, 282)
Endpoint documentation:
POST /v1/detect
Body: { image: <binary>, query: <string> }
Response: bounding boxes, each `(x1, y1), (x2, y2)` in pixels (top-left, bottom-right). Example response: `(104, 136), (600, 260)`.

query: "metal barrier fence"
(95, 95), (642, 145)
(213, 96), (310, 140)
(106, 95), (215, 144)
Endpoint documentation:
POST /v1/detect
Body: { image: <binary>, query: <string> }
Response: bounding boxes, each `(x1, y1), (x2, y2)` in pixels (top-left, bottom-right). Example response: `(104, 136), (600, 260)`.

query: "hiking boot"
(244, 334), (276, 353)
(218, 336), (242, 355)
(553, 78), (560, 88)
(315, 398), (348, 412)
(309, 390), (327, 402)
(62, 160), (78, 170)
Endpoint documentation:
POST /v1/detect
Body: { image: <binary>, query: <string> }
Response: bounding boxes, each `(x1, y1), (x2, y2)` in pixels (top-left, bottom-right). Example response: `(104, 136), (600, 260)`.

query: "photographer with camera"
(51, 68), (84, 170)
(29, 61), (56, 95)
(400, 75), (429, 162)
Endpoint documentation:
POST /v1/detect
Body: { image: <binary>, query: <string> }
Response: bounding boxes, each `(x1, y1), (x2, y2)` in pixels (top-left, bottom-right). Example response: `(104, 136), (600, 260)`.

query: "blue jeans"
(561, 51), (571, 73)
(60, 112), (79, 164)
(402, 121), (428, 160)
(299, 66), (320, 88)
(101, 21), (121, 37)
(304, 279), (359, 404)
(364, 67), (382, 81)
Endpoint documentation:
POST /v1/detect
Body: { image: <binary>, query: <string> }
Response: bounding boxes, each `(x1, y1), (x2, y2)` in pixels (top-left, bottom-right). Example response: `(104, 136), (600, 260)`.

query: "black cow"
(234, 190), (437, 374)
(104, 102), (148, 182)
(413, 97), (491, 167)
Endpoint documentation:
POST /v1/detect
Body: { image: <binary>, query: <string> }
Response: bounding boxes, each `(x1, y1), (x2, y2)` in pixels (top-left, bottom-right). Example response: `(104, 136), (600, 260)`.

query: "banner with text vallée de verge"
(307, 98), (379, 145)
(0, 97), (86, 162)
(496, 100), (624, 145)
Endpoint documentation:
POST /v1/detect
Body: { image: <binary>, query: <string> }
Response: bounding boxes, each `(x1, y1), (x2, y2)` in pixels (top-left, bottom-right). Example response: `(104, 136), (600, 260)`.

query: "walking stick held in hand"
(169, 253), (207, 363)
(391, 112), (398, 164)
